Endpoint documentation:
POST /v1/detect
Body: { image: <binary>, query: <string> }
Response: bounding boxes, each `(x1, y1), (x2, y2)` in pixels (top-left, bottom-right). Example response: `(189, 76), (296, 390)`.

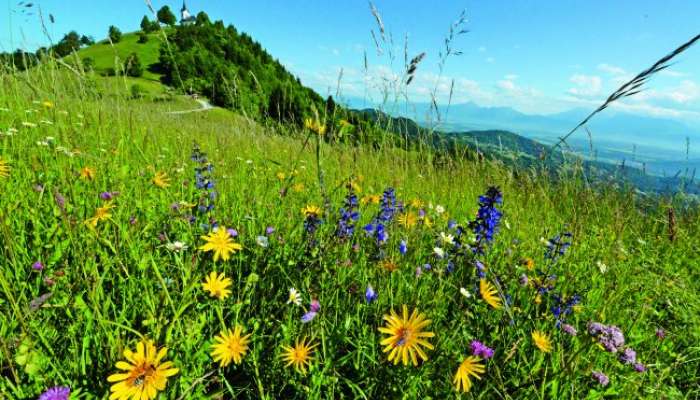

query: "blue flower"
(399, 240), (408, 255)
(365, 285), (377, 303)
(470, 186), (503, 254)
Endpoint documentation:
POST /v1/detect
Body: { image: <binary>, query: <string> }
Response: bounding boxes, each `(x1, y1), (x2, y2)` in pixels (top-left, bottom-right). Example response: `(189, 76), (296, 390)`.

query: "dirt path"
(167, 99), (214, 115)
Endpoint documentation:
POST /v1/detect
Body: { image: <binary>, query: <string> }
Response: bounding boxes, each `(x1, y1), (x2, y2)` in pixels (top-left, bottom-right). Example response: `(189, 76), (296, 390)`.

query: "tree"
(125, 53), (143, 77)
(140, 16), (153, 33)
(53, 31), (80, 57)
(108, 26), (122, 43)
(137, 31), (149, 44)
(80, 35), (95, 46)
(195, 11), (211, 26)
(157, 6), (176, 26)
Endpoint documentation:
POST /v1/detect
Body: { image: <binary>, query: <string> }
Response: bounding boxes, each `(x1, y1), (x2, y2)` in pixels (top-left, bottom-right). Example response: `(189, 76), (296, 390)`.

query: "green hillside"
(75, 31), (164, 81)
(1, 15), (699, 400)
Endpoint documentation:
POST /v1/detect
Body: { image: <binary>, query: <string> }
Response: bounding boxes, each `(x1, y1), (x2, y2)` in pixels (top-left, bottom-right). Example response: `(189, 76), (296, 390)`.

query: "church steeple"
(180, 1), (195, 25)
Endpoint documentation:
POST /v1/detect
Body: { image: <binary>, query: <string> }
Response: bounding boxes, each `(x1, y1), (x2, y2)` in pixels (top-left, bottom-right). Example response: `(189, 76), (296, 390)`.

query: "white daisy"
(287, 288), (302, 306)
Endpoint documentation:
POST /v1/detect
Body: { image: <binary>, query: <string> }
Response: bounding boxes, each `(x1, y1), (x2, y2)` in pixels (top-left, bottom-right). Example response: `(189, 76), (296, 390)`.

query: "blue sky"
(2, 0), (699, 121)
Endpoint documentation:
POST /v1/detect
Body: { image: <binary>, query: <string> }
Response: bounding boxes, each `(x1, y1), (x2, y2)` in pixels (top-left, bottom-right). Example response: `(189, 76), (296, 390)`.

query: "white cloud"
(504, 74), (518, 81)
(497, 79), (516, 91)
(478, 46), (486, 52)
(597, 63), (626, 75)
(659, 69), (687, 78)
(568, 74), (603, 97)
(485, 57), (495, 63)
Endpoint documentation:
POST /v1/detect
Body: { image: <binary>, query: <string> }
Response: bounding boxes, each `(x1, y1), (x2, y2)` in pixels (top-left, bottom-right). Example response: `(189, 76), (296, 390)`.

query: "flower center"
(129, 364), (156, 387)
(397, 327), (412, 346)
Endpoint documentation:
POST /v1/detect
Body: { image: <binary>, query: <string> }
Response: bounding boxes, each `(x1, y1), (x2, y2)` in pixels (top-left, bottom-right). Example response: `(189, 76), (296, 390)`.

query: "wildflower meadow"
(1, 17), (700, 400)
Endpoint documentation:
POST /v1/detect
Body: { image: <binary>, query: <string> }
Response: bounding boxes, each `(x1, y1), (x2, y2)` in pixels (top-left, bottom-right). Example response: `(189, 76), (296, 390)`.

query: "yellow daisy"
(0, 158), (9, 178)
(210, 325), (251, 367)
(202, 271), (232, 300)
(152, 171), (170, 188)
(292, 183), (305, 192)
(522, 257), (535, 271)
(281, 337), (318, 373)
(304, 117), (326, 135)
(361, 194), (381, 205)
(397, 212), (417, 228)
(532, 330), (552, 353)
(199, 228), (242, 262)
(480, 279), (502, 309)
(80, 166), (95, 180)
(378, 305), (435, 366)
(301, 204), (322, 217)
(276, 172), (286, 181)
(453, 356), (485, 393)
(410, 198), (424, 209)
(107, 340), (179, 400)
(85, 203), (115, 228)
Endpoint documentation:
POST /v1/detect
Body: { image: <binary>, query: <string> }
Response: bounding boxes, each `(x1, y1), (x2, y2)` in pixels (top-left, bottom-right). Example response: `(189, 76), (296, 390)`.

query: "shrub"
(130, 83), (146, 99)
(137, 31), (149, 44)
(124, 53), (143, 78)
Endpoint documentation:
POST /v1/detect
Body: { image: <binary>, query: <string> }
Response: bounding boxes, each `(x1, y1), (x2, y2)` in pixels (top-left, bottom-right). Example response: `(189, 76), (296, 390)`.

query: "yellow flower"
(281, 337), (318, 373)
(292, 183), (305, 192)
(276, 172), (286, 181)
(378, 305), (435, 366)
(421, 215), (433, 228)
(361, 195), (381, 205)
(152, 172), (170, 188)
(0, 158), (9, 178)
(80, 166), (95, 180)
(107, 340), (179, 400)
(210, 325), (251, 367)
(453, 356), (485, 393)
(304, 117), (326, 135)
(410, 198), (424, 209)
(301, 205), (322, 217)
(522, 258), (535, 271)
(480, 279), (502, 309)
(42, 101), (54, 108)
(85, 203), (115, 228)
(381, 260), (399, 273)
(397, 212), (417, 228)
(534, 294), (542, 304)
(532, 330), (552, 353)
(202, 271), (232, 300)
(199, 228), (242, 262)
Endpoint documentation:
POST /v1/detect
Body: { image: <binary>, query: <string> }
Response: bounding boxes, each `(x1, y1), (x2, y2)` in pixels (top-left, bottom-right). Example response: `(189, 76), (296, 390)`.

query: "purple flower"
(619, 348), (636, 365)
(310, 299), (320, 312)
(32, 261), (44, 271)
(422, 263), (432, 271)
(301, 311), (317, 323)
(54, 192), (65, 211)
(519, 274), (529, 286)
(655, 328), (665, 340)
(301, 300), (320, 323)
(591, 371), (609, 387)
(562, 324), (578, 336)
(266, 226), (275, 235)
(399, 240), (408, 255)
(39, 386), (70, 400)
(587, 322), (605, 336)
(129, 215), (137, 225)
(33, 184), (45, 193)
(470, 340), (495, 359)
(100, 191), (119, 200)
(365, 285), (377, 303)
(633, 363), (646, 373)
(227, 228), (238, 238)
(415, 266), (422, 277)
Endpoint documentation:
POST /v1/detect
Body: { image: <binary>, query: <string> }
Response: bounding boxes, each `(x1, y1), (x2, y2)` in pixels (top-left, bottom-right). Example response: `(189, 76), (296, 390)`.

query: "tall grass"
(0, 17), (699, 400)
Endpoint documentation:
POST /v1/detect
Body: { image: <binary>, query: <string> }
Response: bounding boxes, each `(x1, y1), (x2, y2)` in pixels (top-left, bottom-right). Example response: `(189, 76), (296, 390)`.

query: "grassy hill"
(1, 20), (699, 399)
(75, 31), (164, 81)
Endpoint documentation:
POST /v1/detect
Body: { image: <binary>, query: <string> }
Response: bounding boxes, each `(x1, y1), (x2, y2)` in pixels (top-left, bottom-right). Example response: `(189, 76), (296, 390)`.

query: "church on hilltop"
(180, 1), (196, 25)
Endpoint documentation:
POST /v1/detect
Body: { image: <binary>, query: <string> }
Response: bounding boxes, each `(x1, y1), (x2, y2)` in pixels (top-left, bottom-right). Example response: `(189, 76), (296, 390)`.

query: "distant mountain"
(343, 97), (700, 177)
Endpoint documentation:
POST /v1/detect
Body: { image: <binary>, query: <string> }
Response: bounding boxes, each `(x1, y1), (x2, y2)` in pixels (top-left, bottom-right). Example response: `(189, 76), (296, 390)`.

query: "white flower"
(459, 287), (471, 298)
(256, 235), (269, 248)
(597, 261), (608, 274)
(166, 241), (188, 252)
(504, 219), (511, 230)
(439, 232), (455, 245)
(435, 205), (445, 214)
(433, 247), (445, 258)
(246, 159), (253, 164)
(22, 122), (37, 128)
(287, 288), (302, 306)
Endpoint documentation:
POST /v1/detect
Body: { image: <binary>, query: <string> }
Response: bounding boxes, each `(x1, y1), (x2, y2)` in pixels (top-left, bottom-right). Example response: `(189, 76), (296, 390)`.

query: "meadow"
(1, 58), (699, 400)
